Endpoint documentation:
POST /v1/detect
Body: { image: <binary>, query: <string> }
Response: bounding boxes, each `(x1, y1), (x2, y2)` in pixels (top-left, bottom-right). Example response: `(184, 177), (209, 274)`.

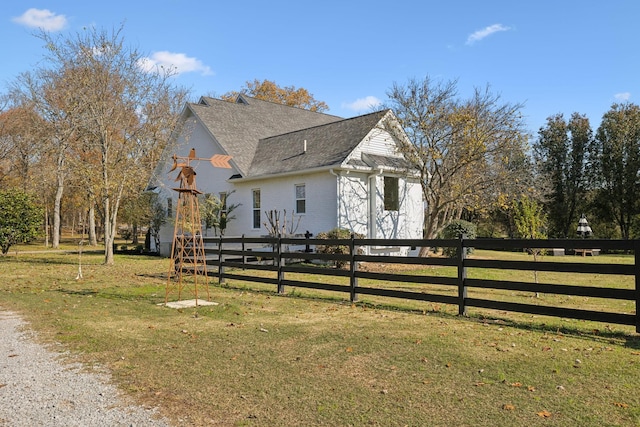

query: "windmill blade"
(182, 166), (196, 185)
(169, 154), (179, 172)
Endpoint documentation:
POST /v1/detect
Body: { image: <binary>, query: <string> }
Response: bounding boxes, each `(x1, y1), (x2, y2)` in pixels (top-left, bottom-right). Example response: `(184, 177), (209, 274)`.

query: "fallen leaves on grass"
(613, 402), (629, 408)
(537, 410), (552, 418)
(502, 404), (515, 411)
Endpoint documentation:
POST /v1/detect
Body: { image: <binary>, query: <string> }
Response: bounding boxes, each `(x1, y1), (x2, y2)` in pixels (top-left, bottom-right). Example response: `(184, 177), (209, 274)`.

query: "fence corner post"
(457, 234), (468, 316)
(349, 233), (358, 302)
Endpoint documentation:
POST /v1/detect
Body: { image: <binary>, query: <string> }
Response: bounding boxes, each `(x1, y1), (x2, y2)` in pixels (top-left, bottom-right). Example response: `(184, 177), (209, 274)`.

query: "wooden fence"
(195, 236), (639, 333)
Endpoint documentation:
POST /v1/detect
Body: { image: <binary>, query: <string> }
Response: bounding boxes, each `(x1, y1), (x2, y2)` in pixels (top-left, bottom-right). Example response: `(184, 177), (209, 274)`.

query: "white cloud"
(342, 96), (382, 112)
(614, 92), (631, 101)
(12, 8), (67, 31)
(466, 24), (511, 45)
(139, 51), (213, 76)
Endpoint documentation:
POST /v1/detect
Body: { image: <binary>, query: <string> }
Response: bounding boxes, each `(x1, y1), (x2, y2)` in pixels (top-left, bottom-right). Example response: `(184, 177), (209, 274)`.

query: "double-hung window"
(295, 184), (306, 214)
(252, 189), (261, 229)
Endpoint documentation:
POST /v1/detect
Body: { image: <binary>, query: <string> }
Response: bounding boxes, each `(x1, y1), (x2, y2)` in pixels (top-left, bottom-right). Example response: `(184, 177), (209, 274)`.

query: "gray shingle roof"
(188, 95), (342, 175)
(247, 110), (390, 177)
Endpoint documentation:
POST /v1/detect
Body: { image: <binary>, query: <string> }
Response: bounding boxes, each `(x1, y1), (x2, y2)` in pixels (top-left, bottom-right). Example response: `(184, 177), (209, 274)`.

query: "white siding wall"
(405, 177), (424, 239)
(223, 171), (338, 238)
(346, 127), (398, 163)
(365, 174), (423, 255)
(336, 172), (369, 236)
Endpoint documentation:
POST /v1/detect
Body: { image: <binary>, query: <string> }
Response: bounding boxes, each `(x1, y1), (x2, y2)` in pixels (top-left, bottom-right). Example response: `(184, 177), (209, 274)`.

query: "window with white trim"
(252, 189), (261, 229)
(295, 184), (306, 214)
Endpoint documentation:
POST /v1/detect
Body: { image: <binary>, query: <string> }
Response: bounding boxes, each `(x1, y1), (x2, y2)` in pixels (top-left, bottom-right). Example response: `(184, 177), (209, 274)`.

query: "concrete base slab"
(159, 299), (219, 309)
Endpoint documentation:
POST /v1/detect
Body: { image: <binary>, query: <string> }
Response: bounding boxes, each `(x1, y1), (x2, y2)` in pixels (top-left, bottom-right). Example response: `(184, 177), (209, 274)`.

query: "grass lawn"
(1, 244), (638, 426)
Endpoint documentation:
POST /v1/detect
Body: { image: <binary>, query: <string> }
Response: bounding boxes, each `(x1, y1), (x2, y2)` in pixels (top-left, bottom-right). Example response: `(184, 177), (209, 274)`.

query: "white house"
(150, 95), (423, 256)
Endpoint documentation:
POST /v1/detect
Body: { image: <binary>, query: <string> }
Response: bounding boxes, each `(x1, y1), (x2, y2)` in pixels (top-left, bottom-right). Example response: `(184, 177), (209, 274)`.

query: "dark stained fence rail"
(197, 236), (640, 333)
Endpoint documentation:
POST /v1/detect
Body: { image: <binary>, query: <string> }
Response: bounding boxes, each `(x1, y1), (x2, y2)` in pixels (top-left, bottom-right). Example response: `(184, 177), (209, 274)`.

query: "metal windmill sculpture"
(166, 148), (232, 305)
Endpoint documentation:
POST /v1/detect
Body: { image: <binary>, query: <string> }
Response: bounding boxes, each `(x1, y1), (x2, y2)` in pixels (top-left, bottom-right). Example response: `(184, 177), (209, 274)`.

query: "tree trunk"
(44, 205), (49, 248)
(88, 201), (97, 246)
(52, 172), (64, 249)
(103, 195), (114, 265)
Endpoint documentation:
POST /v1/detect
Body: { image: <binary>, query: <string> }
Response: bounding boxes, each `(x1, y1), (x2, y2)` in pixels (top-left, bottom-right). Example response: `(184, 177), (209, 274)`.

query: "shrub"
(0, 190), (42, 255)
(316, 228), (364, 268)
(440, 220), (477, 257)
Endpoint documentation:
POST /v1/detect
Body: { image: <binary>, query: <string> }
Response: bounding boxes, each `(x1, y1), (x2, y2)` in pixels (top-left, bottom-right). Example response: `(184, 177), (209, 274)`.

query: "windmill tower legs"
(166, 188), (210, 305)
(164, 148), (232, 306)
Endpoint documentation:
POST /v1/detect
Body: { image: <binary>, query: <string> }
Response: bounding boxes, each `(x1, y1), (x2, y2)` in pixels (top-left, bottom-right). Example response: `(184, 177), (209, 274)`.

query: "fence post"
(635, 240), (640, 333)
(218, 235), (225, 285)
(277, 235), (285, 294)
(457, 234), (468, 316)
(350, 233), (358, 302)
(241, 234), (245, 265)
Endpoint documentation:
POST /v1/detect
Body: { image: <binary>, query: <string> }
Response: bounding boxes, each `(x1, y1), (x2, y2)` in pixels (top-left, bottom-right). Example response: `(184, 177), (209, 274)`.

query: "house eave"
(228, 165), (346, 183)
(227, 162), (419, 183)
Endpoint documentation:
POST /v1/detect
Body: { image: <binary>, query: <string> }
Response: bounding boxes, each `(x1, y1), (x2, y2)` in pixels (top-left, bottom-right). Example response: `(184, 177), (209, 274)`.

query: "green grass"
(0, 249), (638, 426)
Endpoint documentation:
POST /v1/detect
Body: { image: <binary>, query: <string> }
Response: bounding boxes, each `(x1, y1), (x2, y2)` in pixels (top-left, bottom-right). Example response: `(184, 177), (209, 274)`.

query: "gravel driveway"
(0, 311), (170, 426)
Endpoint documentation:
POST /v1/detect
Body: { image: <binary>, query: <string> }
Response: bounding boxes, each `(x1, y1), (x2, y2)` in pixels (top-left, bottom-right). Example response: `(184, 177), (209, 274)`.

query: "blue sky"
(1, 1), (637, 136)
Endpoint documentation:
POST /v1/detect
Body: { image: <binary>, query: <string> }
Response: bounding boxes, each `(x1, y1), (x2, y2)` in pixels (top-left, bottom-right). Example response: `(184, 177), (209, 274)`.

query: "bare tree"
(12, 25), (188, 263)
(385, 77), (529, 254)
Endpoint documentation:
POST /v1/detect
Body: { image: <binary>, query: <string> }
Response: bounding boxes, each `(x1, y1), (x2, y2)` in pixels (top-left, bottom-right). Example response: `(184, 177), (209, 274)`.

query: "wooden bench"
(574, 248), (600, 256)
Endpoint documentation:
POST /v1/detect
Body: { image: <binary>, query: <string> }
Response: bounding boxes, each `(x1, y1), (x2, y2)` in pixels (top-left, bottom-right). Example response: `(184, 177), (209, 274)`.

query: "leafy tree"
(512, 195), (547, 240)
(222, 79), (329, 112)
(200, 191), (239, 236)
(590, 103), (640, 239)
(0, 190), (42, 254)
(200, 193), (222, 236)
(12, 26), (188, 264)
(384, 76), (529, 253)
(512, 195), (547, 291)
(534, 113), (591, 237)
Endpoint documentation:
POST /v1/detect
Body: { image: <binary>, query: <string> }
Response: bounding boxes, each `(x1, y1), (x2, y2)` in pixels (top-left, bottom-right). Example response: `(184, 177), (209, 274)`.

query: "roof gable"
(246, 110), (390, 177)
(188, 96), (342, 175)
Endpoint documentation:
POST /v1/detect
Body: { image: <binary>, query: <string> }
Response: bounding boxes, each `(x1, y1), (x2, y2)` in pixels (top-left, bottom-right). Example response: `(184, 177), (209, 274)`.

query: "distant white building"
(149, 95), (423, 256)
